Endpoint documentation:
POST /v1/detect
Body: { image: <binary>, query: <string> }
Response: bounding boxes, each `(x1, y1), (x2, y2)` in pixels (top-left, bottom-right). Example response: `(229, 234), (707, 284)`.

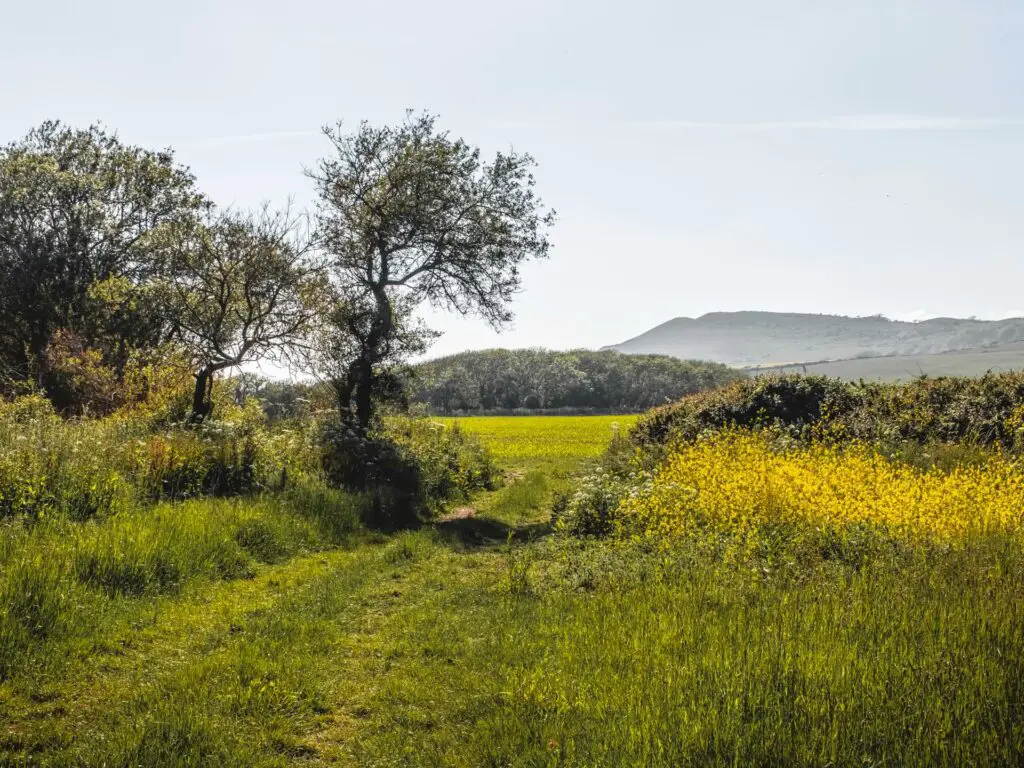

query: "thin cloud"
(185, 130), (321, 147)
(632, 115), (1024, 131)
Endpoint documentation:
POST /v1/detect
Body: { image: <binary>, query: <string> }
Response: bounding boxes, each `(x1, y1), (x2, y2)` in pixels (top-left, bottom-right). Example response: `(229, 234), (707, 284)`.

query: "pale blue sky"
(3, 0), (1024, 357)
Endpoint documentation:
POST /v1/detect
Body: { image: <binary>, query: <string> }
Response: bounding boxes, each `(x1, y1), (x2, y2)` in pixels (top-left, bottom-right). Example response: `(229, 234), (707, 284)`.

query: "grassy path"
(1, 427), (572, 766)
(8, 415), (1017, 766)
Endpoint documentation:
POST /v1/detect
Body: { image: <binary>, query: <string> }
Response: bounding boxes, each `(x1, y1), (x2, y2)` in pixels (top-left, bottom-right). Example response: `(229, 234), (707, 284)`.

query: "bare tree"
(308, 111), (555, 432)
(157, 205), (324, 421)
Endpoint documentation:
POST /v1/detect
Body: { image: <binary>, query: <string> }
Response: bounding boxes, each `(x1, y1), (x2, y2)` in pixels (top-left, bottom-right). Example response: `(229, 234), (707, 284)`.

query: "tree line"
(410, 348), (744, 413)
(0, 113), (554, 434)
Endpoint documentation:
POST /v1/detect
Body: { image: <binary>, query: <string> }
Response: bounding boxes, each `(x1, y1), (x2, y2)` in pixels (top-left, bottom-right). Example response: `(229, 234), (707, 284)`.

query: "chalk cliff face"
(604, 312), (1024, 366)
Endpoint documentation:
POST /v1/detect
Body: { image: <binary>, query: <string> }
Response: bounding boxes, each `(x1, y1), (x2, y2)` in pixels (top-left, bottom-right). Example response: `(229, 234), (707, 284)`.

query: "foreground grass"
(345, 538), (1024, 766)
(3, 415), (1024, 765)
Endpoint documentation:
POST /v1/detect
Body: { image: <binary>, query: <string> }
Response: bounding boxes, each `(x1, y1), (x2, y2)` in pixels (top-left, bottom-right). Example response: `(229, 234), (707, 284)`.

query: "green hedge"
(631, 373), (1024, 453)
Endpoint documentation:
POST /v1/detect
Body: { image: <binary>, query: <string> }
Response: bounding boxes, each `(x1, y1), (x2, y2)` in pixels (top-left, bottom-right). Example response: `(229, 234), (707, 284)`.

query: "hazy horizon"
(4, 0), (1023, 359)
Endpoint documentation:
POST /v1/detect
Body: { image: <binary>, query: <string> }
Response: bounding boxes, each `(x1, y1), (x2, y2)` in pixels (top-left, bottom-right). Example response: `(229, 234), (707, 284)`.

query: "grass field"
(439, 415), (638, 463)
(3, 415), (1024, 765)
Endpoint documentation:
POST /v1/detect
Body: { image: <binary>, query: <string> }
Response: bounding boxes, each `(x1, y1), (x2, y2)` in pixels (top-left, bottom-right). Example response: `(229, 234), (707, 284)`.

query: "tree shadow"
(434, 516), (553, 550)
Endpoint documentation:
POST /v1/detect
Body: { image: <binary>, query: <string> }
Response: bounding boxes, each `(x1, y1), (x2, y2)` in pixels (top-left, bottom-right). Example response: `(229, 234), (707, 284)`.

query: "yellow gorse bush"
(619, 431), (1024, 544)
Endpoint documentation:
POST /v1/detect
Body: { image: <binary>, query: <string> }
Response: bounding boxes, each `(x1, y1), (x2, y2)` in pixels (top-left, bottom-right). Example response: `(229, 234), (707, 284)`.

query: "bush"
(552, 471), (637, 538)
(631, 372), (1024, 457)
(321, 425), (425, 530)
(386, 418), (497, 502)
(630, 375), (857, 450)
(320, 417), (497, 530)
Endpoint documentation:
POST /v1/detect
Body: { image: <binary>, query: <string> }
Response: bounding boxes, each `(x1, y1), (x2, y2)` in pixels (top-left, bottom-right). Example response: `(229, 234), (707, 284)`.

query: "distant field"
(439, 415), (639, 461)
(750, 341), (1024, 381)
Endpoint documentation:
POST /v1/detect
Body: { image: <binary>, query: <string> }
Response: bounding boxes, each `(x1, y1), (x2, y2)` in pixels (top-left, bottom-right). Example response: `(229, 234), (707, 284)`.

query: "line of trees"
(410, 348), (745, 413)
(0, 113), (554, 434)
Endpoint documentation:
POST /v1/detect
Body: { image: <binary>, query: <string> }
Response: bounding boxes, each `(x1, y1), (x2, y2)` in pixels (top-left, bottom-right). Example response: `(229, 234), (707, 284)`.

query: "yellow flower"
(619, 431), (1024, 546)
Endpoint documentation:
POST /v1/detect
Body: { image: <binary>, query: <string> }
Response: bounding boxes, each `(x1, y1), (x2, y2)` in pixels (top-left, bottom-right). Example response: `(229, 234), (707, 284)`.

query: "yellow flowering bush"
(618, 431), (1024, 546)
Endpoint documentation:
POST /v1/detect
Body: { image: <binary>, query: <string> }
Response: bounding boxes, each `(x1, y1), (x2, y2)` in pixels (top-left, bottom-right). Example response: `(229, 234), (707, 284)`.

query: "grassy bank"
(3, 414), (1024, 765)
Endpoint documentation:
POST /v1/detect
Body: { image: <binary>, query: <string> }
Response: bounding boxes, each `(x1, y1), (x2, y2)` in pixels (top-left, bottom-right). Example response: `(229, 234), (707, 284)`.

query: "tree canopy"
(307, 111), (555, 431)
(410, 348), (745, 413)
(0, 121), (204, 394)
(154, 206), (323, 420)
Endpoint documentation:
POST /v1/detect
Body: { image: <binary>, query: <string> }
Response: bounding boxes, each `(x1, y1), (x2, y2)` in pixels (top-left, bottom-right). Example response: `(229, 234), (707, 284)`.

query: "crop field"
(439, 414), (639, 463)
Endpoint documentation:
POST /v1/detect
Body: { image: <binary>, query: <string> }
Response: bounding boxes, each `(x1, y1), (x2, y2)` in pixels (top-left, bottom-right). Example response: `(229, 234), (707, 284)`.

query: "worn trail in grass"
(0, 418), (582, 766)
(5, 415), (1024, 766)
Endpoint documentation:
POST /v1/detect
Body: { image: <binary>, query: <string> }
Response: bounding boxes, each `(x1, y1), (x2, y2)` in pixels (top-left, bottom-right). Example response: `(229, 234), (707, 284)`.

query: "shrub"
(630, 375), (858, 450)
(618, 430), (1024, 550)
(320, 417), (497, 529)
(631, 372), (1024, 457)
(386, 418), (498, 502)
(321, 424), (425, 530)
(552, 471), (637, 538)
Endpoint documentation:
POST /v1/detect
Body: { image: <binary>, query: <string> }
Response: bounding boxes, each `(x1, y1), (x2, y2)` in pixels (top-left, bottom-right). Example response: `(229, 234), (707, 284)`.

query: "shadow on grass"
(435, 516), (553, 550)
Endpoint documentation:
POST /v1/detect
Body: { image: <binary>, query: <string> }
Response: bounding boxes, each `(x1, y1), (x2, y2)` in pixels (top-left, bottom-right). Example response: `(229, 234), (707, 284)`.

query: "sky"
(3, 0), (1024, 359)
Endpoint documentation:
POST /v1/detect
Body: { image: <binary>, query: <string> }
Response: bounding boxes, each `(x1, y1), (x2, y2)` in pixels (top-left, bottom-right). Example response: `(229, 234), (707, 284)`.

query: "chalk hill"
(606, 312), (1024, 368)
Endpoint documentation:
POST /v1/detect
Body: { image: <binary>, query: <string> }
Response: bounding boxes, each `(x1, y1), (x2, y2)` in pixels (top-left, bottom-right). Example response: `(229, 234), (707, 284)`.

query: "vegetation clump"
(617, 430), (1024, 547)
(631, 372), (1024, 453)
(321, 417), (496, 529)
(412, 348), (743, 413)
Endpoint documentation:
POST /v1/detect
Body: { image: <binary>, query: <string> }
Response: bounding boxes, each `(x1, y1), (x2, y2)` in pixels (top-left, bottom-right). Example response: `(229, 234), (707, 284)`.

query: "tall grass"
(0, 394), (323, 522)
(471, 542), (1024, 767)
(0, 488), (362, 681)
(328, 536), (1024, 767)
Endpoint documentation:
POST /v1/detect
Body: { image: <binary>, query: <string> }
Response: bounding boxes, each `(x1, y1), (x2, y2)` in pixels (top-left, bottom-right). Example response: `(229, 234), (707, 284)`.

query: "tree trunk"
(190, 367), (215, 423)
(333, 374), (355, 430)
(353, 357), (374, 433)
(338, 283), (395, 435)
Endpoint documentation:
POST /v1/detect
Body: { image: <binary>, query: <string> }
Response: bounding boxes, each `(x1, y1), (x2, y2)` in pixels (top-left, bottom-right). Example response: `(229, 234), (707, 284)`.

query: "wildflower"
(618, 431), (1024, 546)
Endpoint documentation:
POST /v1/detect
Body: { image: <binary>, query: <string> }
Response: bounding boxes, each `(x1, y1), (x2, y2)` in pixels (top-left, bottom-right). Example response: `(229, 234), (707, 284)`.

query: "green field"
(440, 414), (638, 464)
(3, 415), (1024, 765)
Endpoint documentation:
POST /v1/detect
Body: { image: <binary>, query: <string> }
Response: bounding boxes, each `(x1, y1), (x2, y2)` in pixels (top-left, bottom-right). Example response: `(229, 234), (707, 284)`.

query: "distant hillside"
(606, 312), (1024, 367)
(754, 341), (1024, 382)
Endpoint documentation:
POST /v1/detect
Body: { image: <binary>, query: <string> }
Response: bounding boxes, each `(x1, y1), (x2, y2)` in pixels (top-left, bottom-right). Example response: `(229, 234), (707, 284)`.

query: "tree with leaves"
(0, 121), (204, 393)
(300, 286), (435, 424)
(156, 206), (324, 421)
(307, 111), (555, 433)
